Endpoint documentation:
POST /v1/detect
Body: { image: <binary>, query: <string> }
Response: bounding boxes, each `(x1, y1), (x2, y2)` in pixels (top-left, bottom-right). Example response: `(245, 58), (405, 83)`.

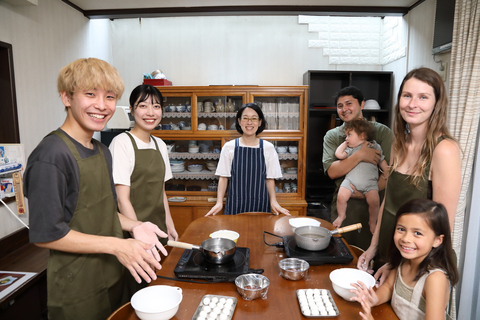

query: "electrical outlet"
(439, 62), (448, 82)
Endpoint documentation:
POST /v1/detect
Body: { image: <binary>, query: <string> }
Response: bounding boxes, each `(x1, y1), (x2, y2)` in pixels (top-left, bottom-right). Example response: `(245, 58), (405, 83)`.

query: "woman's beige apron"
(47, 130), (125, 320)
(391, 265), (448, 320)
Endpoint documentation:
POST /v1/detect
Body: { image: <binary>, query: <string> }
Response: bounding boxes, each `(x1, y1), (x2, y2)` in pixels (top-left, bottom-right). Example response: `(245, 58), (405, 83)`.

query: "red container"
(143, 79), (173, 86)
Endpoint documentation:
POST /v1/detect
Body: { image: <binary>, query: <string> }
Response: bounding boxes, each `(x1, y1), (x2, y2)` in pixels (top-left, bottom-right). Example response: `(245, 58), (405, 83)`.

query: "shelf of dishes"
(166, 179), (299, 194)
(169, 159), (297, 181)
(159, 95), (301, 131)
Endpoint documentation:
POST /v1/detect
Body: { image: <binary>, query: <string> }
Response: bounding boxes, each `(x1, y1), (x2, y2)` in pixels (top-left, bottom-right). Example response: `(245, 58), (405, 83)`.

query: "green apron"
(123, 133), (167, 295)
(374, 170), (429, 269)
(374, 136), (448, 270)
(47, 130), (126, 320)
(126, 132), (167, 242)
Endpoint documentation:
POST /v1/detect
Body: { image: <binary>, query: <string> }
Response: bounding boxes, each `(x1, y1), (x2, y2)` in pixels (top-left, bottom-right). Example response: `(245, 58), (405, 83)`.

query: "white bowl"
(288, 217), (320, 232)
(187, 164), (203, 172)
(210, 230), (240, 243)
(131, 285), (183, 320)
(329, 268), (376, 301)
(364, 99), (381, 110)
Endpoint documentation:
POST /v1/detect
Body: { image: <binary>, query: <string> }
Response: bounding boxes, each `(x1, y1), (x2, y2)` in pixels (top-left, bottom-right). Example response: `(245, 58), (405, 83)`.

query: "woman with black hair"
(109, 84), (178, 294)
(206, 103), (290, 216)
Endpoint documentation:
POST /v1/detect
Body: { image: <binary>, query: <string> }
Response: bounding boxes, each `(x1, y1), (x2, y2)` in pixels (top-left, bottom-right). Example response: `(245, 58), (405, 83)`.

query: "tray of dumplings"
(297, 289), (339, 317)
(192, 294), (237, 320)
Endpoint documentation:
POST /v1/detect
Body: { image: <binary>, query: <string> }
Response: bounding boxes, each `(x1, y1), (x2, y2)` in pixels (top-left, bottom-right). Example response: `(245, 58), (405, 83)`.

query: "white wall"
(0, 0), (93, 237)
(109, 15), (326, 106)
(384, 0), (451, 110)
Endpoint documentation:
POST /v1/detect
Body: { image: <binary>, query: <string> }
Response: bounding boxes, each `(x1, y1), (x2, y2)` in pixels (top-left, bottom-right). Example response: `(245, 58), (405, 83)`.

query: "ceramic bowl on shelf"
(188, 146), (199, 154)
(285, 167), (298, 174)
(187, 164), (203, 172)
(277, 146), (287, 154)
(364, 99), (381, 110)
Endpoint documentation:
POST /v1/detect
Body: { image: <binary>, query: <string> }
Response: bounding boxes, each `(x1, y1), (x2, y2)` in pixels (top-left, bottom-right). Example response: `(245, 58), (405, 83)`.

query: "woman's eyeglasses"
(240, 117), (260, 123)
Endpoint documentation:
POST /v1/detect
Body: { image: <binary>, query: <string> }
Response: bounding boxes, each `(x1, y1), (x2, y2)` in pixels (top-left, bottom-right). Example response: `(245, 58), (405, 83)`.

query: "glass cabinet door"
(271, 140), (299, 194)
(253, 96), (300, 130)
(160, 95), (192, 131)
(196, 95), (244, 131)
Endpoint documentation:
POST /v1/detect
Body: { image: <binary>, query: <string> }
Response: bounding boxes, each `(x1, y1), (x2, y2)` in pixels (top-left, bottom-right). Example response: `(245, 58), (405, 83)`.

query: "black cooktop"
(174, 247), (254, 282)
(283, 235), (353, 265)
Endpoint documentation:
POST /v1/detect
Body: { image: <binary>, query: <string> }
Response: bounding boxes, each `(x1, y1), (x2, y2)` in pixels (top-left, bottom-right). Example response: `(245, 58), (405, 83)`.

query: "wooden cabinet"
(302, 71), (393, 204)
(152, 86), (309, 232)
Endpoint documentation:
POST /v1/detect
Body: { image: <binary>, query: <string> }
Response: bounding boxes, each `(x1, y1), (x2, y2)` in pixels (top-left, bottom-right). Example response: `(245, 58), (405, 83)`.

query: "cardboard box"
(143, 79), (173, 86)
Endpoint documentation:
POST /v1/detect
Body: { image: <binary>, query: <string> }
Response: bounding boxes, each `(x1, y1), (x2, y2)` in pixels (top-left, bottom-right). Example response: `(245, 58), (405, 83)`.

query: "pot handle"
(332, 223), (362, 235)
(167, 240), (200, 250)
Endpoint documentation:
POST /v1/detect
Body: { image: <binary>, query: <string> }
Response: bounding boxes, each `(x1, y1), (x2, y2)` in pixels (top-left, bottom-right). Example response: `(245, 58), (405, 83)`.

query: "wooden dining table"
(108, 213), (399, 319)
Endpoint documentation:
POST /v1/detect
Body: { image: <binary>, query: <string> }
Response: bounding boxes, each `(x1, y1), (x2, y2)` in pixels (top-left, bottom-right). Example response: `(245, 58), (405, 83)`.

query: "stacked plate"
(187, 164), (203, 172)
(205, 161), (218, 172)
(170, 160), (185, 173)
(285, 167), (298, 174)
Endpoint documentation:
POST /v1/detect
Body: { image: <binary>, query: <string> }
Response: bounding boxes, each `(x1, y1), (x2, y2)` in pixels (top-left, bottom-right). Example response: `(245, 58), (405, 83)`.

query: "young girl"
(351, 198), (458, 320)
(205, 102), (290, 216)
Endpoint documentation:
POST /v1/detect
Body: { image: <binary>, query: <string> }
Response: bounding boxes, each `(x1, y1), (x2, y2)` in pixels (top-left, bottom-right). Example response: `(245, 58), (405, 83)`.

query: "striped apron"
(224, 138), (270, 215)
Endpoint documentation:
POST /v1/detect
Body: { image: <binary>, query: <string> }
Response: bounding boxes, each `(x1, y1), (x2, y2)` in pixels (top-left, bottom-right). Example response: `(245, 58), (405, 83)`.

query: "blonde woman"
(357, 68), (461, 285)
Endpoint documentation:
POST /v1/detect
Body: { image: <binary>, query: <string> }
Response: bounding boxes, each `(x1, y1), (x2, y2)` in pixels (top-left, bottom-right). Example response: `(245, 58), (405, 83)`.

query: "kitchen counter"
(0, 227), (49, 318)
(108, 213), (398, 319)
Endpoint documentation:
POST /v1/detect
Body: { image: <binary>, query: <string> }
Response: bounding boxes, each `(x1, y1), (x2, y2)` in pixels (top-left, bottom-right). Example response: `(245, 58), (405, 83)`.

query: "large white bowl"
(288, 217), (320, 232)
(210, 229), (240, 243)
(131, 285), (183, 320)
(329, 268), (376, 301)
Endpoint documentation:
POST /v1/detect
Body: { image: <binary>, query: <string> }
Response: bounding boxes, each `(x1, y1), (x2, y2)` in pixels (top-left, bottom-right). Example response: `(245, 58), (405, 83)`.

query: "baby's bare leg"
(365, 190), (380, 234)
(334, 186), (352, 228)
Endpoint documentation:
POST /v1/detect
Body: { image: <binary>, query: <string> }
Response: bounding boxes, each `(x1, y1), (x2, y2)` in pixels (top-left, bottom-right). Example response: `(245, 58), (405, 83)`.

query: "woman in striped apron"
(206, 103), (290, 216)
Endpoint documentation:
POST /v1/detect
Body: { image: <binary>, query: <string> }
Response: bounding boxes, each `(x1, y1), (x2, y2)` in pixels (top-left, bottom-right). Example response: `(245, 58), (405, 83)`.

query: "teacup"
(289, 146), (298, 154)
(176, 105), (186, 113)
(277, 146), (287, 154)
(164, 105), (174, 112)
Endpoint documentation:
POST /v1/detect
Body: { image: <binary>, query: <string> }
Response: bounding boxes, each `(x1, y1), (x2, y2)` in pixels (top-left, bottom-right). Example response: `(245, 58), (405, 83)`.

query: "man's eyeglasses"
(240, 117), (260, 123)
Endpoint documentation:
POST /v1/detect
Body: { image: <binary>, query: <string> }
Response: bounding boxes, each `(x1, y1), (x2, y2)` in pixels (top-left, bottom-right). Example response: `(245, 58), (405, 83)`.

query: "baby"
(333, 119), (389, 234)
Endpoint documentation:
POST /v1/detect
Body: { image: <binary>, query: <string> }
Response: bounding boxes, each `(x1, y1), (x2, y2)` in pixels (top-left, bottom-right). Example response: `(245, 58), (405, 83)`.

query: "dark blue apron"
(224, 138), (270, 215)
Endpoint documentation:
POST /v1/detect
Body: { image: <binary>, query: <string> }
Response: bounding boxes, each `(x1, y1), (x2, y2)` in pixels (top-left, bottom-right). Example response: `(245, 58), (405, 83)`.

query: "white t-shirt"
(215, 139), (283, 179)
(109, 132), (173, 186)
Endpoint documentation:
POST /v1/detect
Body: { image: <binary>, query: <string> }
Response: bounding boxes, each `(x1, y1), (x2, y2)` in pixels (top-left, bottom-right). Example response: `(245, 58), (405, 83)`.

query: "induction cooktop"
(282, 235), (353, 265)
(174, 247), (259, 282)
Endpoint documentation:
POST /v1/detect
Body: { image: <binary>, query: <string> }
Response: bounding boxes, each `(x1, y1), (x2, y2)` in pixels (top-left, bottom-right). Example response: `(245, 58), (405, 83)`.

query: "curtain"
(448, 0), (480, 319)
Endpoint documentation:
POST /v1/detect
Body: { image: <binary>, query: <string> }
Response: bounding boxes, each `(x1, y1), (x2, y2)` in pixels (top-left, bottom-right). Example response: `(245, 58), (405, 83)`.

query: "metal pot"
(167, 238), (236, 264)
(294, 223), (362, 251)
